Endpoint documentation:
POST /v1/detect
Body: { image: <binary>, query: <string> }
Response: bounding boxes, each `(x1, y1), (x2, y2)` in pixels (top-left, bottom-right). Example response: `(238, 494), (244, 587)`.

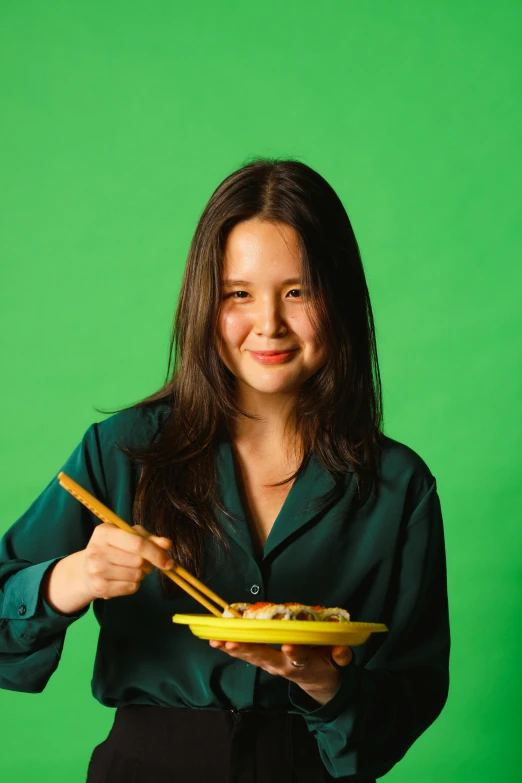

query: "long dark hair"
(114, 156), (384, 595)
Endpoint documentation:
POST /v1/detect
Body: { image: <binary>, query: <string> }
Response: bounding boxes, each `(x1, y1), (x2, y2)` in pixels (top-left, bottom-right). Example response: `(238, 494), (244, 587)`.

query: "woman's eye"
(225, 289), (302, 300)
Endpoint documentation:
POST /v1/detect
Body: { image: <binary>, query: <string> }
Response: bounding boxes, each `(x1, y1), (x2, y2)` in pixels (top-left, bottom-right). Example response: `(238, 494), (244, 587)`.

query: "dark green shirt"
(0, 403), (450, 779)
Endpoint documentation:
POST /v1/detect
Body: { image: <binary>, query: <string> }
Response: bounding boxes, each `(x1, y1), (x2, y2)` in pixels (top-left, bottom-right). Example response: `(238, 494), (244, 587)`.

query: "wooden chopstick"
(57, 472), (241, 618)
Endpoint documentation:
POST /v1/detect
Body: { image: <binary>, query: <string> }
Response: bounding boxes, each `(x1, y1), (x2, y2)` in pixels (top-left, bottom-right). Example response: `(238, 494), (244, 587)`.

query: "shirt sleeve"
(0, 423), (108, 693)
(287, 479), (451, 779)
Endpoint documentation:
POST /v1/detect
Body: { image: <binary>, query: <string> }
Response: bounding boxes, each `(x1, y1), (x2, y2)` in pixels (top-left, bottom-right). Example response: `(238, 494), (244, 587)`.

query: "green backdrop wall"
(1, 1), (521, 780)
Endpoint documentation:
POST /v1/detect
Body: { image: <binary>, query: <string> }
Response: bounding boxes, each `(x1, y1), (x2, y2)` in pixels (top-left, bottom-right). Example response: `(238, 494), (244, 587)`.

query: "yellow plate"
(172, 614), (388, 646)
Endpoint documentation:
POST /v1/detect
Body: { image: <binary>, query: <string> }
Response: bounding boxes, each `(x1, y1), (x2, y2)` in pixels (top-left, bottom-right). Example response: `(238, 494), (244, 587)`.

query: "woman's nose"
(253, 299), (287, 336)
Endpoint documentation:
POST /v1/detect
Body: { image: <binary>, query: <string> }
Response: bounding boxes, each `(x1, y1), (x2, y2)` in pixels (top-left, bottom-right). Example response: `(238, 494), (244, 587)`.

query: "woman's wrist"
(42, 550), (94, 616)
(297, 675), (342, 706)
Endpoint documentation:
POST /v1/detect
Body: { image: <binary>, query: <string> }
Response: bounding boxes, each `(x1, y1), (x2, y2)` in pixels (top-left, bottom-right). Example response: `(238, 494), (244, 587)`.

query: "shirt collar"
(215, 434), (345, 560)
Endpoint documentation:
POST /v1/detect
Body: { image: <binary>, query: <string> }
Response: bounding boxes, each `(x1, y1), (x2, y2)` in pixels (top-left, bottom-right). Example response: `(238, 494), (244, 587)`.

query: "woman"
(0, 158), (450, 782)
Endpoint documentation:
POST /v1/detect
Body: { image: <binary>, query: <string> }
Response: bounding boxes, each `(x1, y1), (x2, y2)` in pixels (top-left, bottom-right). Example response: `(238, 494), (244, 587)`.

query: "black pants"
(86, 705), (376, 783)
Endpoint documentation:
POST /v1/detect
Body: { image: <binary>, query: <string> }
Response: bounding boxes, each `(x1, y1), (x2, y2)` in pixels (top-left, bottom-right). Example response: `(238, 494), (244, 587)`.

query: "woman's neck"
(228, 389), (302, 461)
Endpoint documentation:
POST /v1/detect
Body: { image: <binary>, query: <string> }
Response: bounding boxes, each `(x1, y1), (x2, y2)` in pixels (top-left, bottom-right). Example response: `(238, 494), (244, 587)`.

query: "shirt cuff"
(1, 558), (89, 627)
(288, 662), (360, 724)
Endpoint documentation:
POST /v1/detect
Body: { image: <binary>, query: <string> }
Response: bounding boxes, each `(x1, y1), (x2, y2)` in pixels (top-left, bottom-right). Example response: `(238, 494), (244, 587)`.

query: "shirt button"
(18, 604), (27, 616)
(250, 585), (260, 595)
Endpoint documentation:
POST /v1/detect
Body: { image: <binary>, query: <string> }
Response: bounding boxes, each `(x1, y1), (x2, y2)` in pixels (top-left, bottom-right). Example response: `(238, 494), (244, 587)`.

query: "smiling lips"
(249, 349), (297, 364)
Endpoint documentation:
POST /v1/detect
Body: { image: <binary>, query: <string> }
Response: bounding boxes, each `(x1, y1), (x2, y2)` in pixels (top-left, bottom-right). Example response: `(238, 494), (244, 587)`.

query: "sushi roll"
(242, 602), (294, 620)
(316, 607), (351, 623)
(222, 603), (250, 618)
(220, 602), (351, 622)
(282, 603), (317, 621)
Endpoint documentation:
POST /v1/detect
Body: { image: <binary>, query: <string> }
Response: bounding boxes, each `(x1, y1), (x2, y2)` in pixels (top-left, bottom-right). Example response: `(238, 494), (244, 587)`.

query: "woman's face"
(217, 218), (326, 398)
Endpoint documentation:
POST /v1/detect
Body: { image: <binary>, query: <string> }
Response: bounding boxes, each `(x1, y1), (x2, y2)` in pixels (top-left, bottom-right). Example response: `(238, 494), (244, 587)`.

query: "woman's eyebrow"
(223, 277), (302, 286)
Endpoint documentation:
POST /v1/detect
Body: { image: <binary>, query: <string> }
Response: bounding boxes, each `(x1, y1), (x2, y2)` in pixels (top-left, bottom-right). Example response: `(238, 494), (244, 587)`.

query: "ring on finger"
(290, 660), (307, 668)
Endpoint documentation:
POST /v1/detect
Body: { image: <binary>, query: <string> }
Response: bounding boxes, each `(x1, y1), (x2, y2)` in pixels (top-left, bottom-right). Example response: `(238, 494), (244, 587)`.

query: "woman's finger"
(98, 580), (141, 598)
(90, 564), (148, 583)
(330, 645), (353, 668)
(103, 525), (174, 570)
(135, 527), (173, 552)
(103, 546), (149, 569)
(208, 641), (287, 675)
(280, 644), (313, 668)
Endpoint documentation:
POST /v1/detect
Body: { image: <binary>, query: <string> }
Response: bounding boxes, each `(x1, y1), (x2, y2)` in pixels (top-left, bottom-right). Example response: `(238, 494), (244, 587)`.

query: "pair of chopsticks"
(57, 472), (241, 618)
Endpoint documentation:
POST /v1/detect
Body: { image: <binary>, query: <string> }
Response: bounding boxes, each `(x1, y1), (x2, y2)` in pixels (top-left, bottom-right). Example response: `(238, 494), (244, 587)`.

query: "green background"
(1, 1), (521, 780)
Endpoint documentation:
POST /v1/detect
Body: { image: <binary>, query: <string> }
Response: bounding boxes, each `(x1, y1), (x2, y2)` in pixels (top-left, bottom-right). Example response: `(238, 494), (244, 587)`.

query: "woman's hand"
(208, 640), (353, 705)
(79, 523), (173, 600)
(43, 523), (173, 615)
